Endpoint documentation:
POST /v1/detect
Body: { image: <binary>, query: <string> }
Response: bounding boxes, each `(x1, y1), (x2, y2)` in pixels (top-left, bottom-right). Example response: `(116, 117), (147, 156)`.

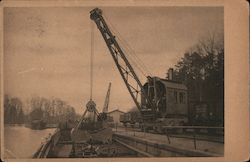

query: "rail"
(162, 126), (224, 150)
(113, 132), (222, 157)
(114, 138), (154, 157)
(160, 125), (224, 129)
(115, 125), (224, 150)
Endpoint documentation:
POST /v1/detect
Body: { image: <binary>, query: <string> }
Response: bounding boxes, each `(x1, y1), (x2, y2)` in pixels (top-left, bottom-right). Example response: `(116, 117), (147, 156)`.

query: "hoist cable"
(104, 14), (148, 76)
(116, 36), (152, 76)
(90, 21), (94, 100)
(103, 14), (153, 77)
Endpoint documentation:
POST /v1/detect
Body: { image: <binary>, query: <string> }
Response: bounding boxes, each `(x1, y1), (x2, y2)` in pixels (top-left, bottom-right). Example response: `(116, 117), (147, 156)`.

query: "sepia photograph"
(0, 1), (248, 161)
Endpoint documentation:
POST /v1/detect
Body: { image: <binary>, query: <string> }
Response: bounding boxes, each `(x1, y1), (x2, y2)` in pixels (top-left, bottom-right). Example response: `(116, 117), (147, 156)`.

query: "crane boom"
(90, 8), (156, 118)
(102, 82), (111, 113)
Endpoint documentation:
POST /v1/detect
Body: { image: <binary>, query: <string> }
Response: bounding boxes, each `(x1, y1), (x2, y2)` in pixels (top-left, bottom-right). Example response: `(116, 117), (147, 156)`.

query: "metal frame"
(90, 8), (155, 118)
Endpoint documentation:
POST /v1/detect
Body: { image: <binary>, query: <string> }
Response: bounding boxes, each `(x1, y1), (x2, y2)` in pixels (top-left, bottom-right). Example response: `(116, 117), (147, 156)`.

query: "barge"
(32, 126), (137, 158)
(33, 100), (137, 158)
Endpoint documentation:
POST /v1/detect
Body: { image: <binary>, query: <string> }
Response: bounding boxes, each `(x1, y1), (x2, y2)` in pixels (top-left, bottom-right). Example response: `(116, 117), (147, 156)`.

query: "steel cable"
(103, 14), (153, 78)
(90, 21), (94, 100)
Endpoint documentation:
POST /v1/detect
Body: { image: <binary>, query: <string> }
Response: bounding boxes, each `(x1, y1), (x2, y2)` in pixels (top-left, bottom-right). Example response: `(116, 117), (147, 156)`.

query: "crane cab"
(141, 77), (188, 126)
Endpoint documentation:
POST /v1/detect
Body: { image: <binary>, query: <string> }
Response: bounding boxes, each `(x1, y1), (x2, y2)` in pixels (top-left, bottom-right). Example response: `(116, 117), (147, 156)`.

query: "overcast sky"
(4, 7), (223, 114)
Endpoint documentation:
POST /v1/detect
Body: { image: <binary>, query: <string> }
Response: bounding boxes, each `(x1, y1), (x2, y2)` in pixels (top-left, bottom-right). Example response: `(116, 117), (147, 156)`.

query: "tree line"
(4, 95), (25, 124)
(171, 33), (224, 125)
(4, 95), (77, 124)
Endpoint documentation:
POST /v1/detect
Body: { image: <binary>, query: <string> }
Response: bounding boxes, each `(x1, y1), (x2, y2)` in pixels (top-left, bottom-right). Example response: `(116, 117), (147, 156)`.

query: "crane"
(90, 8), (157, 121)
(72, 81), (112, 134)
(102, 82), (111, 113)
(98, 82), (112, 121)
(71, 82), (114, 142)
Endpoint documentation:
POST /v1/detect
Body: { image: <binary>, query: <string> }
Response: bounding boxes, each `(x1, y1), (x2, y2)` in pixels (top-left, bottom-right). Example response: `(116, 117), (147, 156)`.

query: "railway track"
(113, 130), (223, 156)
(114, 126), (224, 143)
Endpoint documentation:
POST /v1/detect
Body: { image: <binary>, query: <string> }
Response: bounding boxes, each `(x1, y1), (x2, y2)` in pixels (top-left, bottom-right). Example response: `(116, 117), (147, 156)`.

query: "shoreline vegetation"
(171, 33), (224, 126)
(4, 95), (78, 126)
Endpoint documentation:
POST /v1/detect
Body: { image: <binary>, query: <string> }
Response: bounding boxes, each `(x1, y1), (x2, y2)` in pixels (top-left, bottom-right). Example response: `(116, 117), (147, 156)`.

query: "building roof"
(107, 109), (125, 114)
(159, 79), (187, 90)
(143, 76), (187, 90)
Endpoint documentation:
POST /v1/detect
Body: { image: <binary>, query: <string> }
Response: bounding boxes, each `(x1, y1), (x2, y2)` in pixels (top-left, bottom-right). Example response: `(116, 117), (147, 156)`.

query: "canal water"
(4, 125), (56, 159)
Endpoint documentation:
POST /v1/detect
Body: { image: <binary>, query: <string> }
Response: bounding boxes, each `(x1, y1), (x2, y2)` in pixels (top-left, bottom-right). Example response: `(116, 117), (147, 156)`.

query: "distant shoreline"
(4, 123), (58, 129)
(4, 123), (25, 126)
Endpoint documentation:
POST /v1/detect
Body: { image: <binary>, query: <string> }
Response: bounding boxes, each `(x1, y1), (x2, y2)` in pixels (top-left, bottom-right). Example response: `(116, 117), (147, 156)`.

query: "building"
(107, 109), (125, 126)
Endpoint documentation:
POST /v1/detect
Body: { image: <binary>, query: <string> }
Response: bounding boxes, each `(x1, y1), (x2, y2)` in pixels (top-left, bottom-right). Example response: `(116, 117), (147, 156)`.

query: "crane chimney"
(167, 68), (173, 80)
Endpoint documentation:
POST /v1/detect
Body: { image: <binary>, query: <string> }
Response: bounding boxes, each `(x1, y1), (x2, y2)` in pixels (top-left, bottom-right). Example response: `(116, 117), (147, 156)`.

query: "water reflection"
(4, 125), (55, 158)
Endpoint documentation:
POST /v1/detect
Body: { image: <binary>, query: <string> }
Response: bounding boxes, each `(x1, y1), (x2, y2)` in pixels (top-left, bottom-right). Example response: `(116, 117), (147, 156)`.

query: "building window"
(174, 91), (178, 103)
(179, 92), (185, 104)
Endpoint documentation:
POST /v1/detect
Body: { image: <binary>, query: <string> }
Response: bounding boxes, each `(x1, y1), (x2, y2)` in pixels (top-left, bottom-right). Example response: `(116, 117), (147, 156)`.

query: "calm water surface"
(4, 125), (56, 158)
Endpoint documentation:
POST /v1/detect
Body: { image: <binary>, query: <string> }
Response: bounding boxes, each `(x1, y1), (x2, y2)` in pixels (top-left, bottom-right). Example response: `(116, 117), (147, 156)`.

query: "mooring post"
(144, 127), (146, 137)
(193, 129), (197, 149)
(166, 129), (171, 144)
(71, 141), (75, 157)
